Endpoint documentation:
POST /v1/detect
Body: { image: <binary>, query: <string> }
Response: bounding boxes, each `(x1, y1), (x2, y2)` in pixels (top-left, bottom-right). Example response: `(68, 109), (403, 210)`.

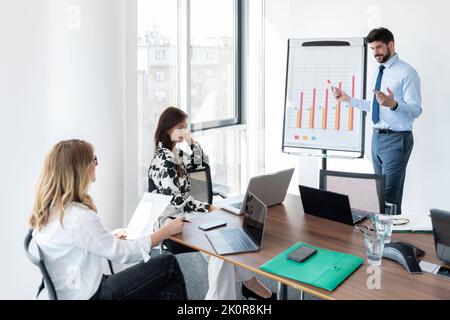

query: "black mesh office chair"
(188, 163), (227, 203)
(24, 229), (58, 300)
(150, 163), (227, 254)
(319, 170), (397, 215)
(24, 229), (115, 300)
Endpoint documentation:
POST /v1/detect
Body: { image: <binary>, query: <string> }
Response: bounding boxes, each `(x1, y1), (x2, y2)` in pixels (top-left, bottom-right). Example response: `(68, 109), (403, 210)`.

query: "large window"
(189, 0), (240, 130)
(138, 0), (239, 130)
(137, 0), (178, 191)
(137, 0), (243, 195)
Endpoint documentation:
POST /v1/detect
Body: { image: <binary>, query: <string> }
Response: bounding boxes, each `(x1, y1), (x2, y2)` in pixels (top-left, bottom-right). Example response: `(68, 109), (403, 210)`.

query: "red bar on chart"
(335, 82), (342, 130)
(348, 76), (355, 131)
(322, 89), (329, 129)
(297, 92), (303, 128)
(309, 88), (316, 129)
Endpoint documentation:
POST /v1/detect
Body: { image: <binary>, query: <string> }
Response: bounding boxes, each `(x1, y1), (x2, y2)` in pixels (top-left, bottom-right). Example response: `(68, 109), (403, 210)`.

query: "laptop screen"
(430, 209), (450, 264)
(242, 192), (267, 247)
(299, 185), (355, 225)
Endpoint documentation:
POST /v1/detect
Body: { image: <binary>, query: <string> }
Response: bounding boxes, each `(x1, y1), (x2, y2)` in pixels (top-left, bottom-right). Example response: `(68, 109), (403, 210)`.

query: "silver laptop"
(205, 192), (268, 255)
(216, 168), (294, 215)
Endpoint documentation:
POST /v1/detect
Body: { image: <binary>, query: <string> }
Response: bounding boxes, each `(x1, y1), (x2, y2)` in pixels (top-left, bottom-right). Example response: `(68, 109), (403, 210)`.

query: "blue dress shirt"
(349, 54), (422, 131)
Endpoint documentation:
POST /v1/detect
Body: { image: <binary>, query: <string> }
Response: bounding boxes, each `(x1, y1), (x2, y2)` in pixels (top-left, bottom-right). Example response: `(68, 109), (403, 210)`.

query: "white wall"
(264, 0), (450, 218)
(124, 0), (140, 226)
(264, 0), (326, 194)
(0, 0), (130, 299)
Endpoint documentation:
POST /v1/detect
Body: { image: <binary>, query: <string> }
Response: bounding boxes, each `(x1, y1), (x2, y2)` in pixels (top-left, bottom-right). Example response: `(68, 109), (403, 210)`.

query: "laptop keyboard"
(221, 229), (255, 251)
(231, 202), (242, 209)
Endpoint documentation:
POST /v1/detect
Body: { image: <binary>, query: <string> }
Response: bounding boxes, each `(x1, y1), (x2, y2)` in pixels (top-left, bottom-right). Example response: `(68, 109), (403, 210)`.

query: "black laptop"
(205, 192), (268, 255)
(299, 185), (370, 225)
(430, 208), (450, 264)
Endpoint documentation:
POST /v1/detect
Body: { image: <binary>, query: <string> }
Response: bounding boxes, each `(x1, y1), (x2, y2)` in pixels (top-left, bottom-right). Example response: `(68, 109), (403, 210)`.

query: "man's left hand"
(375, 87), (397, 110)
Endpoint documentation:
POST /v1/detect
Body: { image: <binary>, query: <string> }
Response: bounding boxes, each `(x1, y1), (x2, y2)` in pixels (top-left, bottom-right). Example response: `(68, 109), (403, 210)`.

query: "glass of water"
(373, 214), (394, 244)
(364, 230), (385, 266)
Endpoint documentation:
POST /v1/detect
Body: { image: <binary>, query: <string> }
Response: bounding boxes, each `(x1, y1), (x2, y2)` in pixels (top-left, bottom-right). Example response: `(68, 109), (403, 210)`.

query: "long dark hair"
(154, 107), (188, 151)
(154, 107), (189, 177)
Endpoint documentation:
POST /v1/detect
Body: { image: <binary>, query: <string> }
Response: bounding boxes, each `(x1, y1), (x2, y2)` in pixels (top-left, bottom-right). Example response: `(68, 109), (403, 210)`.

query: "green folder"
(259, 242), (364, 291)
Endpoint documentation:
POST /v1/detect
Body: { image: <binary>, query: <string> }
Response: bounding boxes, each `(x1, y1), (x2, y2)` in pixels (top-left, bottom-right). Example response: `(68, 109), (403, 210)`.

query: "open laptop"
(205, 192), (268, 255)
(299, 185), (370, 225)
(430, 209), (450, 264)
(216, 168), (294, 215)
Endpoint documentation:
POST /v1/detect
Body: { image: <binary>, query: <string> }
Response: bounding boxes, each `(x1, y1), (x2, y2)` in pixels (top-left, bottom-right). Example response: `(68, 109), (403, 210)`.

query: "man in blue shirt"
(333, 28), (422, 214)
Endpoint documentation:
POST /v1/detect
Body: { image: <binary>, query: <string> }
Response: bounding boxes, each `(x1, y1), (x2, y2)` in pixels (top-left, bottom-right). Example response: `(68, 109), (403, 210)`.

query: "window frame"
(186, 0), (242, 132)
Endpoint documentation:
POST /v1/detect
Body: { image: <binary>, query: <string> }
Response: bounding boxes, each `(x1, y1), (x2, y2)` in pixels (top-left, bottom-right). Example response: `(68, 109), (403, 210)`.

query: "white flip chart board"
(282, 38), (368, 156)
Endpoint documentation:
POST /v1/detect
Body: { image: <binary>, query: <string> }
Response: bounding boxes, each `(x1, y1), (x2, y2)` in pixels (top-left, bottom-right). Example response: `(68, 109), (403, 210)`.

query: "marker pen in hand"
(327, 80), (336, 93)
(328, 80), (341, 99)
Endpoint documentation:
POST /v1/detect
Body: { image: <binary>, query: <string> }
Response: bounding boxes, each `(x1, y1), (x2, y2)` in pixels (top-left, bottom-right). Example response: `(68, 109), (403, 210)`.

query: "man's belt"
(373, 129), (411, 135)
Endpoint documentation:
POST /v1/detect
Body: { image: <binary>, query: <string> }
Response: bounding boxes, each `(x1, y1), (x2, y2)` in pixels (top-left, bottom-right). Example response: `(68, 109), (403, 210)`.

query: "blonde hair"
(28, 139), (98, 230)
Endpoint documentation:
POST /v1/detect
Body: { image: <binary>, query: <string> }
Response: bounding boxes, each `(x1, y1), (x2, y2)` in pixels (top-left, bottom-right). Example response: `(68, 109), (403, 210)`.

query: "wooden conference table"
(169, 194), (450, 300)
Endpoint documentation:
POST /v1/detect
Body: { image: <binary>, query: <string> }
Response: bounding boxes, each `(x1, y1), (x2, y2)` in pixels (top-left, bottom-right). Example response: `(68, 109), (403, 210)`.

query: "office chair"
(24, 229), (115, 300)
(150, 163), (227, 254)
(319, 170), (397, 215)
(24, 229), (58, 300)
(188, 163), (227, 203)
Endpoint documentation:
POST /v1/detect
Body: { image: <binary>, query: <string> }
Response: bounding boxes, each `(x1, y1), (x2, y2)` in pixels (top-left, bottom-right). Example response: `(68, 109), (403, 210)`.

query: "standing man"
(333, 28), (422, 214)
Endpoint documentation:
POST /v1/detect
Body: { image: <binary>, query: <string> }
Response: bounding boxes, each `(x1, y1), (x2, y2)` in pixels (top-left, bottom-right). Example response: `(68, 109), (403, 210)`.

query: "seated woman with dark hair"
(148, 107), (275, 300)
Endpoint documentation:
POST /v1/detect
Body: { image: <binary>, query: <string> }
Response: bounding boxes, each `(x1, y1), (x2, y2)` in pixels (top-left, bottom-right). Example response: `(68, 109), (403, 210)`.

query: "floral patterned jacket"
(148, 142), (210, 213)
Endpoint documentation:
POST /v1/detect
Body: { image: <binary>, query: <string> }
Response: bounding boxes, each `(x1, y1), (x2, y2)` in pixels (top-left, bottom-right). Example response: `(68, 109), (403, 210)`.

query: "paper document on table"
(126, 193), (173, 239)
(392, 213), (432, 233)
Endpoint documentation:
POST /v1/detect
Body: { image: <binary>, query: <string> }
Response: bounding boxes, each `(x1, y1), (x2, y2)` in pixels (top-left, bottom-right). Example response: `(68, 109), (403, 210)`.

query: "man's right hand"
(331, 87), (351, 103)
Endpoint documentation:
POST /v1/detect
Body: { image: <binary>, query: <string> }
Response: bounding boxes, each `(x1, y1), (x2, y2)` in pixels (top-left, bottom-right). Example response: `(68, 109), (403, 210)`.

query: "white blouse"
(33, 202), (151, 300)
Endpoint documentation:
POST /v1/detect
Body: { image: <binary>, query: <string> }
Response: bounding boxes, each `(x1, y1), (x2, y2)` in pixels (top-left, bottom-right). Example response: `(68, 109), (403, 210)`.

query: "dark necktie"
(372, 65), (385, 124)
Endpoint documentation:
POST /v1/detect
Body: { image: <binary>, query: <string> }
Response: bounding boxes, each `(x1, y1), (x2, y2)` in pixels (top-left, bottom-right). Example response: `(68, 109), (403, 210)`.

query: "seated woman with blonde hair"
(29, 139), (187, 300)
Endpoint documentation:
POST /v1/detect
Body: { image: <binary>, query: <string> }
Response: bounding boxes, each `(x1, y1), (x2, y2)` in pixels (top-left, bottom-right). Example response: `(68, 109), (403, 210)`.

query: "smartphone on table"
(287, 246), (317, 263)
(199, 220), (227, 231)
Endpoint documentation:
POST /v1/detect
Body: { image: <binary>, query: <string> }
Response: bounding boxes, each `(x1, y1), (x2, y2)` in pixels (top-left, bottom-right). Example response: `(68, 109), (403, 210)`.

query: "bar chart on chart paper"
(283, 38), (366, 153)
(287, 74), (356, 131)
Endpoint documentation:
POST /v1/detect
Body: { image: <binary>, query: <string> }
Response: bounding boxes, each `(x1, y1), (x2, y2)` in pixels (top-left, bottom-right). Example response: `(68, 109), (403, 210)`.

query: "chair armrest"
(385, 202), (397, 215)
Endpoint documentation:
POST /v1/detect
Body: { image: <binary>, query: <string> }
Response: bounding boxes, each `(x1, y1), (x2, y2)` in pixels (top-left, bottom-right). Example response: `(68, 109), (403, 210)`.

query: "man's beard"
(375, 48), (391, 63)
